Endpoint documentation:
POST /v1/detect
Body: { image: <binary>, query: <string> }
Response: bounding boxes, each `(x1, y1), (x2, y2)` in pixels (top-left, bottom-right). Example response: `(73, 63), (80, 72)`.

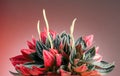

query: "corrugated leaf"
(75, 37), (86, 50)
(36, 41), (48, 59)
(93, 61), (115, 68)
(23, 62), (44, 68)
(95, 65), (115, 74)
(84, 47), (96, 61)
(54, 35), (61, 50)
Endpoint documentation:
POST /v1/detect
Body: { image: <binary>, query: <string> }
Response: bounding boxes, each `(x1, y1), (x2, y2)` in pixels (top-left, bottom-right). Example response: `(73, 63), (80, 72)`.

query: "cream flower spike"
(70, 18), (77, 48)
(43, 9), (53, 48)
(37, 20), (41, 41)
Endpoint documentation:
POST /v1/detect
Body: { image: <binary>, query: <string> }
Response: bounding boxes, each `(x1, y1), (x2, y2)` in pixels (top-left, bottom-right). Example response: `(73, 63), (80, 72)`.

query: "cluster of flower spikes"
(10, 9), (115, 76)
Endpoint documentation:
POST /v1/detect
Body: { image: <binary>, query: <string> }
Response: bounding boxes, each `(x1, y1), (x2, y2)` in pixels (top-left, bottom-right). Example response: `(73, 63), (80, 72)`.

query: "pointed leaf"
(45, 34), (54, 48)
(15, 64), (30, 75)
(87, 64), (95, 71)
(84, 47), (96, 61)
(29, 52), (44, 64)
(43, 50), (54, 67)
(93, 61), (115, 69)
(36, 41), (48, 59)
(10, 55), (32, 66)
(50, 49), (58, 56)
(26, 66), (45, 75)
(27, 41), (35, 50)
(21, 49), (36, 59)
(83, 35), (94, 47)
(23, 62), (44, 68)
(75, 37), (86, 50)
(56, 54), (62, 67)
(54, 35), (61, 49)
(95, 65), (115, 74)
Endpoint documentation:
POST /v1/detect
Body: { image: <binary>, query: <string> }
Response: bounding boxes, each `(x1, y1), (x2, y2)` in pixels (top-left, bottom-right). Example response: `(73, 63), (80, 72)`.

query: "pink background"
(0, 0), (120, 76)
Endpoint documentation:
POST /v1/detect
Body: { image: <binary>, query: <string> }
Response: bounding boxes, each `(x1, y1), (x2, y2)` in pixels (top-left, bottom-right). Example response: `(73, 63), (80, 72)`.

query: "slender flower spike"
(43, 9), (53, 48)
(70, 18), (77, 48)
(40, 28), (56, 44)
(37, 20), (41, 41)
(9, 9), (115, 76)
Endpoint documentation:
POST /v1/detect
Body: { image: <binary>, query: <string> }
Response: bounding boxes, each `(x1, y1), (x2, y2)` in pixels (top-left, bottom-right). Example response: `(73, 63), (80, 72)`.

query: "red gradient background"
(0, 0), (120, 76)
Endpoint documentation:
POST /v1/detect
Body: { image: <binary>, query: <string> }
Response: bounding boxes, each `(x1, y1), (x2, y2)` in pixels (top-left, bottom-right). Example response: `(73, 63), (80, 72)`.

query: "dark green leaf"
(29, 52), (44, 64)
(84, 47), (96, 61)
(60, 32), (71, 55)
(60, 32), (67, 38)
(75, 37), (86, 50)
(77, 60), (85, 66)
(60, 32), (71, 45)
(45, 38), (51, 48)
(95, 65), (115, 74)
(93, 61), (115, 69)
(36, 41), (48, 59)
(75, 44), (83, 58)
(54, 35), (61, 50)
(60, 65), (69, 71)
(45, 34), (54, 48)
(63, 43), (71, 55)
(87, 64), (95, 71)
(62, 56), (69, 65)
(23, 62), (44, 68)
